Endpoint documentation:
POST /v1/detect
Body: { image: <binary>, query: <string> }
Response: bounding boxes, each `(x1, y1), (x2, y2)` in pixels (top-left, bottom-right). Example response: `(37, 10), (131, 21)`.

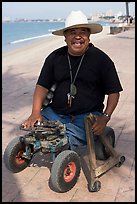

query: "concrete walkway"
(2, 28), (135, 202)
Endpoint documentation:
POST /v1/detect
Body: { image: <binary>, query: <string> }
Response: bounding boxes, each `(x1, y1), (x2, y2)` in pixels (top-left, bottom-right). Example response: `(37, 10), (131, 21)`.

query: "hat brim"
(52, 23), (103, 36)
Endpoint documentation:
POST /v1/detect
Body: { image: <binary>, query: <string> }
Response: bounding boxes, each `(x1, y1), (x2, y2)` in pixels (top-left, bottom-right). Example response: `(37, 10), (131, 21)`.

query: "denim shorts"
(41, 106), (103, 150)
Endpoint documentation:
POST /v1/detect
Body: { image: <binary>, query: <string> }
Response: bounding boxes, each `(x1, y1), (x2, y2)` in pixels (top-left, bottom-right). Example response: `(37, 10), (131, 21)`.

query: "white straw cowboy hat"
(52, 10), (103, 36)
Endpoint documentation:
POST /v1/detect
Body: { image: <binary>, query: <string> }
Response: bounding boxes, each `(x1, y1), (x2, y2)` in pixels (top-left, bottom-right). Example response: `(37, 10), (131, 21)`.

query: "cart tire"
(3, 137), (31, 173)
(95, 126), (115, 160)
(50, 150), (81, 192)
(88, 180), (101, 192)
(115, 155), (126, 167)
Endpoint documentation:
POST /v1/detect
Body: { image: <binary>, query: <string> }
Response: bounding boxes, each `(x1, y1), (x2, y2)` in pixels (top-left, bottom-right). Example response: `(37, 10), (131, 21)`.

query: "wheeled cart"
(3, 115), (125, 193)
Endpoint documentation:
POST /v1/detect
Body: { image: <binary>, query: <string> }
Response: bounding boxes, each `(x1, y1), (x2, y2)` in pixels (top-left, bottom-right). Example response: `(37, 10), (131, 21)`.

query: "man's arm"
(22, 85), (48, 128)
(92, 92), (120, 135)
(31, 85), (48, 115)
(103, 92), (120, 118)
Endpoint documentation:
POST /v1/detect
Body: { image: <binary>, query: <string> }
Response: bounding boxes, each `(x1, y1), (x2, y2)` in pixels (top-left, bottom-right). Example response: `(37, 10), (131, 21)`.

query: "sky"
(2, 2), (135, 20)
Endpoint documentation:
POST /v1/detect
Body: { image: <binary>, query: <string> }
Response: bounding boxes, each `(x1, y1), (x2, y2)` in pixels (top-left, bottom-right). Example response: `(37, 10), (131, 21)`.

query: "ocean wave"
(10, 33), (53, 44)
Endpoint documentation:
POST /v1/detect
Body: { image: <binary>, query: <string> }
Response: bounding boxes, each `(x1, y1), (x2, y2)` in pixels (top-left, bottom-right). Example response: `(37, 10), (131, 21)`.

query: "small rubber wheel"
(50, 150), (81, 192)
(95, 126), (115, 160)
(88, 180), (101, 192)
(3, 137), (32, 173)
(115, 155), (126, 167)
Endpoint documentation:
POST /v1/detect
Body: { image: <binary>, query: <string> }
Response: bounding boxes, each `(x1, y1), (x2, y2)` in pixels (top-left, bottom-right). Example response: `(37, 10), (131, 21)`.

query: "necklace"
(67, 53), (85, 107)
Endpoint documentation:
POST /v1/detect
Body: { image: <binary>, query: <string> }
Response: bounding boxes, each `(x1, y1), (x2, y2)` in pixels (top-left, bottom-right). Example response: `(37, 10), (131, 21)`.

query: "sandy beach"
(2, 26), (135, 202)
(2, 26), (110, 71)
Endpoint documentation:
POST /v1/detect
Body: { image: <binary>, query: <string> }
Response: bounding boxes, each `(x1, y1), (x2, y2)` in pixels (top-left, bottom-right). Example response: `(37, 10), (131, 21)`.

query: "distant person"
(129, 16), (133, 24)
(22, 10), (123, 150)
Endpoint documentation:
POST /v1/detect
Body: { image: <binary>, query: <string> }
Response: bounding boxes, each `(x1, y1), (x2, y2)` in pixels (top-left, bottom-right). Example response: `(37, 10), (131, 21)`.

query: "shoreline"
(2, 26), (112, 75)
(2, 26), (110, 59)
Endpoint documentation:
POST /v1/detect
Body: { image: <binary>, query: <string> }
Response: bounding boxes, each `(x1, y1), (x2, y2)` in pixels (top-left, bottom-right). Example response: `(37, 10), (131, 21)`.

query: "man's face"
(64, 27), (90, 56)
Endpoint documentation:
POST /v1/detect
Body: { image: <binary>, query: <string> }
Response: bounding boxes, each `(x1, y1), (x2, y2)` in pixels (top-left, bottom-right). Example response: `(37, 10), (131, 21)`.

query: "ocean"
(2, 21), (114, 53)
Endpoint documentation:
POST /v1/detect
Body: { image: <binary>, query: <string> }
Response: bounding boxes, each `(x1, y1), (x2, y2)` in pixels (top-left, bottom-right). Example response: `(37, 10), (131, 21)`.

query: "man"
(22, 11), (123, 150)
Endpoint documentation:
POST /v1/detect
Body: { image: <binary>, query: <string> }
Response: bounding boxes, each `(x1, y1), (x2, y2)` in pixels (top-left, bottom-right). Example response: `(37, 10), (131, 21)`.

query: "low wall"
(110, 26), (130, 34)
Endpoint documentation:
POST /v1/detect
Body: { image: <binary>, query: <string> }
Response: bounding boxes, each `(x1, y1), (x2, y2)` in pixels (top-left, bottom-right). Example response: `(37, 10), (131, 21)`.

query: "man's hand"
(91, 115), (110, 135)
(21, 113), (43, 129)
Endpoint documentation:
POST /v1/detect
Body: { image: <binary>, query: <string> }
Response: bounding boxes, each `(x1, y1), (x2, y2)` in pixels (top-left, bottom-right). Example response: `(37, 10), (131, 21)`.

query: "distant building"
(105, 9), (113, 16)
(2, 16), (11, 22)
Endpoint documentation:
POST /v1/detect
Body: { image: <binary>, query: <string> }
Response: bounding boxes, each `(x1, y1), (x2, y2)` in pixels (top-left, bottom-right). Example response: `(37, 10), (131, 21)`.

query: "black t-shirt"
(37, 43), (123, 115)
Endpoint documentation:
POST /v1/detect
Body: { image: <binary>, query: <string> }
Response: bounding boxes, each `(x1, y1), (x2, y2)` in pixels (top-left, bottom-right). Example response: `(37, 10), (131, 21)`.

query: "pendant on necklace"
(67, 84), (77, 107)
(70, 83), (77, 96)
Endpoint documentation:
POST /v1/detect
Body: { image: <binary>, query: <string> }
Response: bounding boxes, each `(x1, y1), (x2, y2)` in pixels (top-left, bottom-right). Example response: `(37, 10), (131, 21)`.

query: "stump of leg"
(98, 131), (125, 172)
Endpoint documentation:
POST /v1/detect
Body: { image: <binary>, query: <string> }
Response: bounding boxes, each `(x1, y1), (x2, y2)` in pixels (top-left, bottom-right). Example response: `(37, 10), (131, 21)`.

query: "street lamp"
(125, 2), (130, 23)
